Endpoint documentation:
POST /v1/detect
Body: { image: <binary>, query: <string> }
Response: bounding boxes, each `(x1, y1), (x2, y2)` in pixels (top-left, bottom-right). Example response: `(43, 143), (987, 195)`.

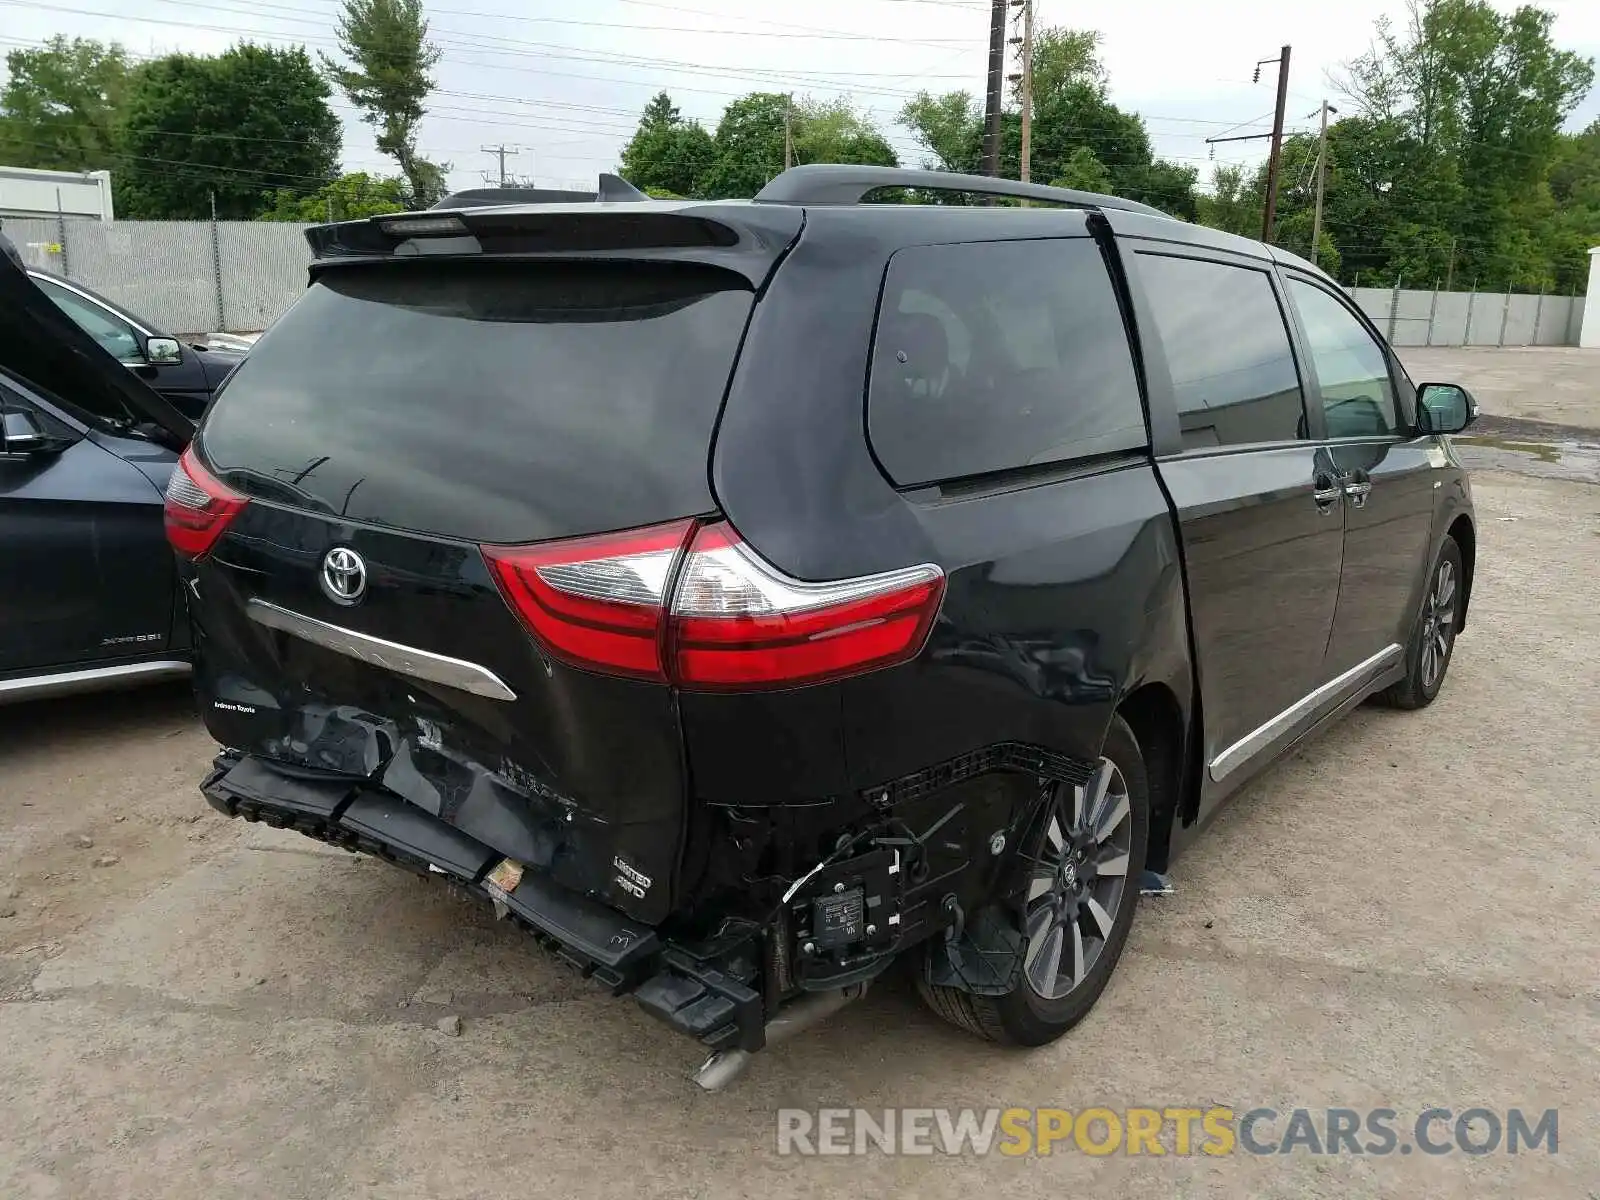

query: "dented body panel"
(190, 502), (688, 923)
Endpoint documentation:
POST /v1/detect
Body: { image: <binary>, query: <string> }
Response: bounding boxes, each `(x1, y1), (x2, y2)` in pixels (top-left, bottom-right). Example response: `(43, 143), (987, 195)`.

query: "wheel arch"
(1447, 513), (1475, 631)
(1115, 681), (1187, 873)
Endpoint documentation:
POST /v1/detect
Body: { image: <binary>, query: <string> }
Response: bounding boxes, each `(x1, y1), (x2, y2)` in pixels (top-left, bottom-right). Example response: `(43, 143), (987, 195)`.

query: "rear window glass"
(1131, 252), (1306, 449)
(868, 238), (1147, 485)
(201, 261), (753, 544)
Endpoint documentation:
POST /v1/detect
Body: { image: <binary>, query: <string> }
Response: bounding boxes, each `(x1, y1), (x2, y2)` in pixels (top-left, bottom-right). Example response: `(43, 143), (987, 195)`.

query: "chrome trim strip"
(246, 600), (517, 702)
(1208, 643), (1403, 782)
(0, 659), (190, 705)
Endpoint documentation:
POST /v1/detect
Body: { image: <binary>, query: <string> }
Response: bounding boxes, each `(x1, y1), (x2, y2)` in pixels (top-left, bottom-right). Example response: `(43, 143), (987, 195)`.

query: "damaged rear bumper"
(202, 752), (767, 1053)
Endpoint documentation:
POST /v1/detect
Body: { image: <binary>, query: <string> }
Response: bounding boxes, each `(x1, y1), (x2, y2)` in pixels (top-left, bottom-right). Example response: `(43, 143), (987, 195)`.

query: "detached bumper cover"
(201, 753), (764, 1049)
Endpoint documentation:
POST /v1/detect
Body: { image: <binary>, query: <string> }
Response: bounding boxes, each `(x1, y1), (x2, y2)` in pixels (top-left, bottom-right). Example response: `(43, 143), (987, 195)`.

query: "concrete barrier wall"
(1350, 284), (1581, 347)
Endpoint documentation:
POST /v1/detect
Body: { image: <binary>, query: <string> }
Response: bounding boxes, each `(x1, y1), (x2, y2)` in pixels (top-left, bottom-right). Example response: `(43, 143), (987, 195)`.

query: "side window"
(32, 278), (144, 362)
(1132, 252), (1306, 450)
(1286, 278), (1399, 438)
(868, 238), (1147, 485)
(896, 287), (971, 374)
(0, 377), (77, 441)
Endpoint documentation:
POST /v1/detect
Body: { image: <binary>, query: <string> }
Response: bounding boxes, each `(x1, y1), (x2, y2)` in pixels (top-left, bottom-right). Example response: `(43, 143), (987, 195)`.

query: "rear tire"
(1381, 536), (1463, 710)
(917, 714), (1149, 1045)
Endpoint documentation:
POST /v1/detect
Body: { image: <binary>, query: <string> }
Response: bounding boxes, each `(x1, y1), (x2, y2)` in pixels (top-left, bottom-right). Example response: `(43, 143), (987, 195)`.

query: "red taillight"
(669, 522), (944, 689)
(164, 446), (246, 558)
(482, 520), (944, 690)
(483, 520), (693, 682)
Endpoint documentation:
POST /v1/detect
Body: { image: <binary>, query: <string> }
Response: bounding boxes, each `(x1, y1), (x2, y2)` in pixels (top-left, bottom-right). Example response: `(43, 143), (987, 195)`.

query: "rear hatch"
(184, 206), (801, 923)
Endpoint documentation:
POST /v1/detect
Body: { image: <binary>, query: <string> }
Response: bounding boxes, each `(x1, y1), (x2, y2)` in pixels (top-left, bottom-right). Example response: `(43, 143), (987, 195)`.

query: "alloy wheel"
(1419, 558), (1457, 690)
(1021, 759), (1134, 1001)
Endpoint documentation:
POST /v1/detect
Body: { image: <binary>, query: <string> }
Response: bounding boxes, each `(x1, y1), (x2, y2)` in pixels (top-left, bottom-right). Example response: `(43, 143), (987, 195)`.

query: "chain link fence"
(0, 215), (313, 335)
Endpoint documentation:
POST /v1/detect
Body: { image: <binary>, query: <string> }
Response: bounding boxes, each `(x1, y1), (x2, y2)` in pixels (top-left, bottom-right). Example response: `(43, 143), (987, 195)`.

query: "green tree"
(1051, 146), (1111, 192)
(618, 92), (714, 198)
(1548, 118), (1600, 208)
(258, 171), (408, 221)
(900, 27), (1197, 216)
(1195, 164), (1259, 236)
(0, 37), (130, 170)
(321, 0), (446, 208)
(795, 97), (898, 168)
(1019, 27), (1104, 103)
(898, 91), (982, 173)
(695, 93), (897, 200)
(117, 43), (341, 220)
(1329, 0), (1593, 287)
(1523, 120), (1600, 290)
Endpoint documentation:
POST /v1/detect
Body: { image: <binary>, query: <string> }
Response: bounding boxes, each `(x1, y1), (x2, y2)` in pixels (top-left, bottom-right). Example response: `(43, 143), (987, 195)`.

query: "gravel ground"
(2, 467), (1597, 1199)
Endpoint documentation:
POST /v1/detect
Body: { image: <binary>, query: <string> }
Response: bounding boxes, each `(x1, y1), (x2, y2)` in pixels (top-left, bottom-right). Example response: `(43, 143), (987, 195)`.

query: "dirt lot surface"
(3, 466), (1598, 1199)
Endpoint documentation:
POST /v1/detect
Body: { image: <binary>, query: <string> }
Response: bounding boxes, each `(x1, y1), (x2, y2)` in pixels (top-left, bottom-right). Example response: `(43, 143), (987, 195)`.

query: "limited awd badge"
(613, 856), (653, 899)
(320, 546), (367, 605)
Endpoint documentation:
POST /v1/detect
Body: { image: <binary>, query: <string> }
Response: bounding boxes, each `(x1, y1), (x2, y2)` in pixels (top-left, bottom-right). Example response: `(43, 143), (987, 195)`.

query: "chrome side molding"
(0, 659), (190, 705)
(245, 600), (517, 702)
(1208, 643), (1403, 782)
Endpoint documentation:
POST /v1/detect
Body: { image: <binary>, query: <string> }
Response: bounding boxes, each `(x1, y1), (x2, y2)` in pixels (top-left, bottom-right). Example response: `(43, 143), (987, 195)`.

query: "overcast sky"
(3, 0), (1598, 195)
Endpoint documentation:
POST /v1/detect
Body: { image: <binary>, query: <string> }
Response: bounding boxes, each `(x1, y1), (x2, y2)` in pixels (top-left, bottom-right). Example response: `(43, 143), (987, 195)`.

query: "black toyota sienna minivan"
(176, 166), (1479, 1085)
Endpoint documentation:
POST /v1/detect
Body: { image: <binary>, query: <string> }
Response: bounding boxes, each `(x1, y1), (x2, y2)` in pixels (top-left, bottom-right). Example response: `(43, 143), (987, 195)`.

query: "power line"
(3, 0), (984, 85)
(138, 0), (983, 46)
(0, 25), (1307, 135)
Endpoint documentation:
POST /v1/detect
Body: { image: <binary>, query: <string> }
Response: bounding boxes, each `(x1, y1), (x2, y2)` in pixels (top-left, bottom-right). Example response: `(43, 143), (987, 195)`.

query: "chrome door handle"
(1312, 476), (1343, 509)
(1343, 480), (1372, 508)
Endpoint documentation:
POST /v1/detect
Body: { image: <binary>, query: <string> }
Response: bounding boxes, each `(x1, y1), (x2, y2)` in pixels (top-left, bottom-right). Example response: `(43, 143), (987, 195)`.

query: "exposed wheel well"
(1448, 515), (1475, 630)
(1117, 682), (1185, 873)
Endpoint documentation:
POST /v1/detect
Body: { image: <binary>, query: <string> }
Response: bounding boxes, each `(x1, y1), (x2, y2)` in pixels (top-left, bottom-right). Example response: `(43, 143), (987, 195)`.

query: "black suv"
(179, 166), (1479, 1086)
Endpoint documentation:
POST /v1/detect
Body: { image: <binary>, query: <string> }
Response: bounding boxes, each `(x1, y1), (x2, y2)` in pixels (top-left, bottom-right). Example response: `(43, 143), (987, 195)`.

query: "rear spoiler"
(302, 200), (805, 288)
(429, 173), (650, 209)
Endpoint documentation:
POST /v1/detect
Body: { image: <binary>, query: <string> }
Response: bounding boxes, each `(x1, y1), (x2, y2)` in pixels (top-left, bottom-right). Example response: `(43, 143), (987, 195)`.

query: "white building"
(0, 165), (115, 222)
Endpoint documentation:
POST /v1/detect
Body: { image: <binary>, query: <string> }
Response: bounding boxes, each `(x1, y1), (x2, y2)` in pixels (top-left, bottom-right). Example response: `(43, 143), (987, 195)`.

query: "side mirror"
(2, 408), (53, 454)
(1417, 383), (1478, 435)
(145, 336), (183, 365)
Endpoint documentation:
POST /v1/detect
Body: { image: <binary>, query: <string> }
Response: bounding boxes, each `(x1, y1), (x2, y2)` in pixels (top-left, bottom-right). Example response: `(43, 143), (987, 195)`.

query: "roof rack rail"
(753, 164), (1166, 218)
(430, 172), (650, 210)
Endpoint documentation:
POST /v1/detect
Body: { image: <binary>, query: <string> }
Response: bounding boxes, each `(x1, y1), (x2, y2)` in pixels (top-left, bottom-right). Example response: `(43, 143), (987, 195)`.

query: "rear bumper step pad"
(201, 753), (764, 1050)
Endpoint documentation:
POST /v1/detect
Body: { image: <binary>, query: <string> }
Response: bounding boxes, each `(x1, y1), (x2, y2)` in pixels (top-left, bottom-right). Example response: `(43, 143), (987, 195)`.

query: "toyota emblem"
(320, 546), (367, 605)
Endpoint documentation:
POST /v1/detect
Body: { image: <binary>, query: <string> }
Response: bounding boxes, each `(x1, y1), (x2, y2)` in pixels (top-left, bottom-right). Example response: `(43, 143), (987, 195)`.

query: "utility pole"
(1260, 45), (1291, 244)
(481, 144), (519, 187)
(1308, 100), (1336, 267)
(1008, 0), (1034, 184)
(783, 97), (794, 170)
(980, 0), (1007, 177)
(1203, 45), (1293, 236)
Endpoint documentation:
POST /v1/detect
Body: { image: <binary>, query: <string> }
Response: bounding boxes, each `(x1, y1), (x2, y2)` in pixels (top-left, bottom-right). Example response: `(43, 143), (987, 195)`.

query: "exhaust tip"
(689, 983), (866, 1091)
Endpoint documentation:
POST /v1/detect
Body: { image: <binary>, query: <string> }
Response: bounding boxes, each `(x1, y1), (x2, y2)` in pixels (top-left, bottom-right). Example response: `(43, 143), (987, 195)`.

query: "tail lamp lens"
(483, 521), (693, 682)
(163, 447), (247, 558)
(483, 519), (944, 690)
(669, 522), (944, 689)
